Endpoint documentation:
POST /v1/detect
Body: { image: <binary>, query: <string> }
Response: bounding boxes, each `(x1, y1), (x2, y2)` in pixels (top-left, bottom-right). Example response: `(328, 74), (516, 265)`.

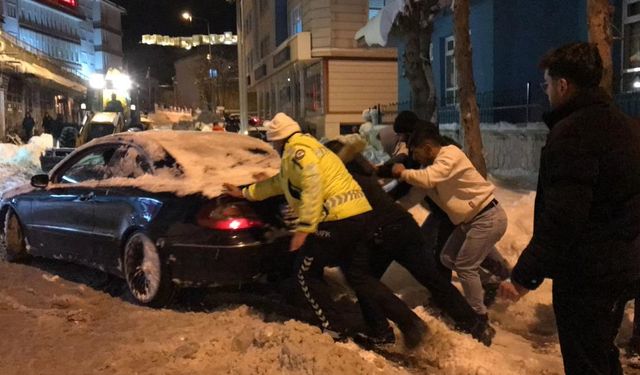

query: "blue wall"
(492, 0), (587, 98)
(432, 0), (495, 102)
(396, 0), (626, 115)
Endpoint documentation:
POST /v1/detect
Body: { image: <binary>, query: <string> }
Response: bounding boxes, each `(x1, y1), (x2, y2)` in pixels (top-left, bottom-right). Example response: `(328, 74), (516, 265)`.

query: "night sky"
(110, 0), (237, 84)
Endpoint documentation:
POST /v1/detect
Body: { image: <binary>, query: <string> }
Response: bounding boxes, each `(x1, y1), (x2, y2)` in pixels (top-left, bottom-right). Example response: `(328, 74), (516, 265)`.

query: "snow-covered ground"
(1, 138), (639, 375)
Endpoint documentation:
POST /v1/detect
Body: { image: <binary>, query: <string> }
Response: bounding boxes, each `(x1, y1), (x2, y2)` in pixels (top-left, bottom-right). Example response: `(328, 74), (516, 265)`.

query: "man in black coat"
(326, 139), (496, 347)
(21, 112), (35, 142)
(500, 42), (640, 375)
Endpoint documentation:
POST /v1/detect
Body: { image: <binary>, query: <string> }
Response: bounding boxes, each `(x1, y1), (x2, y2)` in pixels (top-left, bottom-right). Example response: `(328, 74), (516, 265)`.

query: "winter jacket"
(22, 116), (34, 137)
(334, 139), (411, 229)
(243, 133), (372, 233)
(399, 145), (496, 225)
(512, 89), (640, 289)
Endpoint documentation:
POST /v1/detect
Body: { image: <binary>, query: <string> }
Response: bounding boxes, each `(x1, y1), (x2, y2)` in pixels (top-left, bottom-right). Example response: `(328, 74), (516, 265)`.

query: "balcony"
(92, 21), (122, 36)
(19, 17), (81, 44)
(94, 44), (123, 57)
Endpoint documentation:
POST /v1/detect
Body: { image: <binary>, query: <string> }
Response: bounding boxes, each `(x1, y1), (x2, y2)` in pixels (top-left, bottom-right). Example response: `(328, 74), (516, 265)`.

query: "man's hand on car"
(391, 163), (406, 178)
(223, 183), (244, 199)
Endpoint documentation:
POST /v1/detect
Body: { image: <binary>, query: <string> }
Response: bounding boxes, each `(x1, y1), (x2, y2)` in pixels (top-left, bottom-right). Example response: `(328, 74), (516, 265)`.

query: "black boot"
(398, 318), (428, 349)
(470, 314), (496, 347)
(352, 326), (396, 347)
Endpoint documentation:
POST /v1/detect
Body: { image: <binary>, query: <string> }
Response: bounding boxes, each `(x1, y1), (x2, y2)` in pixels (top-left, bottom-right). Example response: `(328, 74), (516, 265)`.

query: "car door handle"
(79, 192), (95, 201)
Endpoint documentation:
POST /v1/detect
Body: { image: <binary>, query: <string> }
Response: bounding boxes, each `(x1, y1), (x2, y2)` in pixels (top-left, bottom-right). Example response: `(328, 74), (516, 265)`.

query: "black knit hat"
(393, 110), (419, 134)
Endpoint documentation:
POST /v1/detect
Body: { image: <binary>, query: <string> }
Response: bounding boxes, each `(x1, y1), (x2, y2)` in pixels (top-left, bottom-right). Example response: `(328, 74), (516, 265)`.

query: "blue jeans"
(440, 204), (508, 314)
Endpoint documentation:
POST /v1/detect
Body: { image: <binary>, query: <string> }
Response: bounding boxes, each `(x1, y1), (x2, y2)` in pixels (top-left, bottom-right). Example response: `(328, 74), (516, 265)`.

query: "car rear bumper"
(161, 237), (292, 287)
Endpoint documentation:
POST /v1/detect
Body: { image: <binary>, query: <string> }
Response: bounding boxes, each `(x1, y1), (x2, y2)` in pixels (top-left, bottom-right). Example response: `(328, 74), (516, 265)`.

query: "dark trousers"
(553, 280), (638, 375)
(294, 213), (420, 336)
(421, 208), (455, 281)
(370, 216), (481, 332)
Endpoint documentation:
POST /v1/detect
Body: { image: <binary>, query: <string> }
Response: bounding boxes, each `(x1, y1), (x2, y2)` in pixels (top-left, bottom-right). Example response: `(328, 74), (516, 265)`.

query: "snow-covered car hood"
(47, 131), (281, 199)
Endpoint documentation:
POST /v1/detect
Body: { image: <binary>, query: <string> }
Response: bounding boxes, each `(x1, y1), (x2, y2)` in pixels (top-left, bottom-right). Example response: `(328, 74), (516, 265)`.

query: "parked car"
(2, 131), (293, 307)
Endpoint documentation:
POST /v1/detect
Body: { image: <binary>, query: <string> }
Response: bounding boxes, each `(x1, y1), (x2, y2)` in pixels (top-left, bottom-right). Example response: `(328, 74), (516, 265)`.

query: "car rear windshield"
(87, 123), (115, 142)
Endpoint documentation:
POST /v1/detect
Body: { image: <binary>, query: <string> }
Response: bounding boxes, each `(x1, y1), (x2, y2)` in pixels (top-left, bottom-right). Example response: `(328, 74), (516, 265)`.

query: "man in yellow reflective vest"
(224, 113), (426, 347)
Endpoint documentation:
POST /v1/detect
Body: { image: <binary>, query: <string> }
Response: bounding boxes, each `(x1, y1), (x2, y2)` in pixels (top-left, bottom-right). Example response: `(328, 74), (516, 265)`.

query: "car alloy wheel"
(123, 232), (175, 307)
(2, 209), (30, 262)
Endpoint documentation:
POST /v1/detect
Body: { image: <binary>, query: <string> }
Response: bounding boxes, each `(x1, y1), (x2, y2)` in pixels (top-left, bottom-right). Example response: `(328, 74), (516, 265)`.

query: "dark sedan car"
(1, 131), (294, 307)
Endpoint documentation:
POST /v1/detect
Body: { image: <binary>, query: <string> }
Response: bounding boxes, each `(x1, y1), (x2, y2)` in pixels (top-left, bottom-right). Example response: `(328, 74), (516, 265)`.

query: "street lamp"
(181, 10), (215, 112)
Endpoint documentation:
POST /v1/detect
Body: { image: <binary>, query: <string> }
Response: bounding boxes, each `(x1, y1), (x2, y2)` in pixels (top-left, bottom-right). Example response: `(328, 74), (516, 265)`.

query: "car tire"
(123, 232), (175, 307)
(2, 209), (30, 262)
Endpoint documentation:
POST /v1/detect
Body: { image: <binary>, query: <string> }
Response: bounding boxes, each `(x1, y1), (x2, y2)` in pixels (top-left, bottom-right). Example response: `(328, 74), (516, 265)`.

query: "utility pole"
(236, 0), (248, 134)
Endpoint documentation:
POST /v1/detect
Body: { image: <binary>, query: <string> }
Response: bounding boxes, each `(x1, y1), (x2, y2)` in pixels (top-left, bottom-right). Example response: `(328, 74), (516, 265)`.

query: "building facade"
(0, 0), (125, 138)
(240, 0), (399, 138)
(358, 0), (640, 124)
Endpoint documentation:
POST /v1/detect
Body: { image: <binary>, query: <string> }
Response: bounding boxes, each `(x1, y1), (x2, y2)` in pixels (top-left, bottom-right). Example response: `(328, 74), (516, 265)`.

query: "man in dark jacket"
(52, 114), (64, 146)
(21, 112), (35, 142)
(42, 112), (53, 135)
(379, 115), (511, 292)
(500, 42), (640, 375)
(326, 138), (496, 347)
(104, 93), (124, 113)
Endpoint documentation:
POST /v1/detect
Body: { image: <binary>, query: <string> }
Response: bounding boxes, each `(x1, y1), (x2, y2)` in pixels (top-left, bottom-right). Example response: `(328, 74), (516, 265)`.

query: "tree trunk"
(403, 28), (431, 120)
(588, 0), (614, 96)
(453, 0), (487, 177)
(398, 1), (439, 122)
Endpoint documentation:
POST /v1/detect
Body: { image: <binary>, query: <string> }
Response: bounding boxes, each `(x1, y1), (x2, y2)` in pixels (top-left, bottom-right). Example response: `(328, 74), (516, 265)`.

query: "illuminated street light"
(180, 10), (215, 110)
(89, 73), (106, 89)
(633, 76), (640, 90)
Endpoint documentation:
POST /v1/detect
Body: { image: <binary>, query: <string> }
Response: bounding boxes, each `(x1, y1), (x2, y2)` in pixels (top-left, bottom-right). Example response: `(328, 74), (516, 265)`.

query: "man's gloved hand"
(498, 280), (529, 302)
(391, 163), (406, 178)
(223, 183), (244, 199)
(289, 231), (309, 252)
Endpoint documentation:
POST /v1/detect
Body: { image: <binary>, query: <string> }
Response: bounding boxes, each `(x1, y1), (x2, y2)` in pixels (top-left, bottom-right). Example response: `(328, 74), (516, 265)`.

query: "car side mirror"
(31, 174), (49, 188)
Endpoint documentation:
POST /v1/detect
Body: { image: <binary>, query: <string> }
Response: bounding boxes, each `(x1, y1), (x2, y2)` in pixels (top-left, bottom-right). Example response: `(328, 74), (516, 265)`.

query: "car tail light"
(197, 201), (264, 230)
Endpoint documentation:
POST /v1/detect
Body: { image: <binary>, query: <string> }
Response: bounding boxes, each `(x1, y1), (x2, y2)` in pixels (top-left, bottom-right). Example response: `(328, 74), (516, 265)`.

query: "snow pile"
(2, 141), (638, 375)
(0, 134), (51, 196)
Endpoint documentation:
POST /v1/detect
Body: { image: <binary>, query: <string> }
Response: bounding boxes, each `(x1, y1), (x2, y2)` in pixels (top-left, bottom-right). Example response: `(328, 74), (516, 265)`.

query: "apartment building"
(0, 0), (125, 136)
(239, 0), (398, 138)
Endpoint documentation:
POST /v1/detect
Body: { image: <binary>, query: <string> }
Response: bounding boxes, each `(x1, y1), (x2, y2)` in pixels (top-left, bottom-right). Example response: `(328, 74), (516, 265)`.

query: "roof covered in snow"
(354, 0), (405, 47)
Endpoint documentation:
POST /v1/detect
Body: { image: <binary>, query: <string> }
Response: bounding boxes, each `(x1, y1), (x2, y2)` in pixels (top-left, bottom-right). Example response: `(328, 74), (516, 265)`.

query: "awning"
(0, 54), (86, 93)
(354, 0), (406, 47)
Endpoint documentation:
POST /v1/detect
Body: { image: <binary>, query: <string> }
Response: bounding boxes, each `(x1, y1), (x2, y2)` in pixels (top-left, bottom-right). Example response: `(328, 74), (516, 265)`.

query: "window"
(623, 0), (640, 91)
(104, 146), (151, 179)
(629, 1), (640, 17)
(304, 63), (323, 114)
(290, 5), (302, 35)
(58, 147), (117, 184)
(368, 0), (388, 19)
(444, 36), (457, 106)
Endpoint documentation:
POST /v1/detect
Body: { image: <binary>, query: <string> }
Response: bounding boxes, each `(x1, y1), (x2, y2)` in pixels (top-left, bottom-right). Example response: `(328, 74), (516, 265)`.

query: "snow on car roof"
(49, 131), (280, 199)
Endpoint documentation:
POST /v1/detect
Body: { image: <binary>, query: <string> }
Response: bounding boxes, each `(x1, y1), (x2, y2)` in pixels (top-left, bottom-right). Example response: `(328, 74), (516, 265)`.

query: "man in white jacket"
(392, 127), (508, 316)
